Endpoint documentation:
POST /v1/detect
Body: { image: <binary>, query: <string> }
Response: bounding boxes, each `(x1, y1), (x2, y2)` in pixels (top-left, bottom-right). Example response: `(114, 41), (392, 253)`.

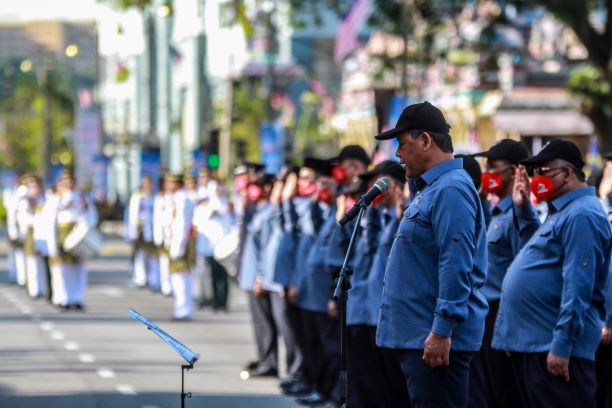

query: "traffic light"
(207, 128), (220, 169)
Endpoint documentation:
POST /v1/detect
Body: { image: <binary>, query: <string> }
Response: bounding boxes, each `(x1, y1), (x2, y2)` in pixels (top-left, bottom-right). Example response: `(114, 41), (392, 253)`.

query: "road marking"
(50, 331), (65, 340)
(115, 384), (137, 395)
(20, 307), (32, 315)
(39, 322), (54, 331)
(142, 405), (160, 408)
(97, 368), (116, 379)
(78, 353), (96, 363)
(31, 314), (42, 321)
(64, 342), (80, 351)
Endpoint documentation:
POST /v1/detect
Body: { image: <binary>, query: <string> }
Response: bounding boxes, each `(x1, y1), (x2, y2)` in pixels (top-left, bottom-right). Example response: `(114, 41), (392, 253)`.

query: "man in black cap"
(493, 139), (611, 408)
(468, 139), (539, 408)
(375, 101), (488, 407)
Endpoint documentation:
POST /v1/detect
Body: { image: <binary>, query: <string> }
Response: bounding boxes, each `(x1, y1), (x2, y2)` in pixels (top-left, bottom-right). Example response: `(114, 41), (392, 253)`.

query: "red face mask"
(298, 182), (317, 197)
(247, 184), (263, 201)
(371, 179), (395, 205)
(530, 175), (556, 202)
(332, 166), (348, 185)
(481, 172), (504, 194)
(317, 187), (333, 204)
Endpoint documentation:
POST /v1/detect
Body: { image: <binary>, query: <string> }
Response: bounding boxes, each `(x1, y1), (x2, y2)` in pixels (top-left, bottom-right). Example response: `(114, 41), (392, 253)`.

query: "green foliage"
(0, 63), (74, 174)
(97, 0), (153, 11)
(568, 65), (612, 115)
(230, 84), (267, 162)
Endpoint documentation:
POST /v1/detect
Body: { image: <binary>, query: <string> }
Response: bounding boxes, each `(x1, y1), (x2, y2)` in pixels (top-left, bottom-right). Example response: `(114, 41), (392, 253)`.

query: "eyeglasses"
(532, 166), (566, 176)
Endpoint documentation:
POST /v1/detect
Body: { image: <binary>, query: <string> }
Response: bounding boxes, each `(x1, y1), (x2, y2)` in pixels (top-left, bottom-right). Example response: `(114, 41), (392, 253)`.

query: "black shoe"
(283, 381), (311, 396)
(248, 366), (278, 378)
(243, 361), (259, 371)
(296, 391), (327, 406)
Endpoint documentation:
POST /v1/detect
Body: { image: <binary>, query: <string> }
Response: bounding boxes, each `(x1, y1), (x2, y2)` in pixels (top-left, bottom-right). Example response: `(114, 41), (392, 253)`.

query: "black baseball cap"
(329, 145), (371, 166)
(359, 160), (406, 186)
(375, 101), (450, 140)
(303, 157), (334, 177)
(473, 139), (529, 165)
(521, 139), (585, 169)
(252, 173), (276, 187)
(603, 151), (612, 161)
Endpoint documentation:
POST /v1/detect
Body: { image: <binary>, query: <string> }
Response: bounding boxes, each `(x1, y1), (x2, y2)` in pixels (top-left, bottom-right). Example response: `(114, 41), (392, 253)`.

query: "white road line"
(78, 353), (96, 363)
(64, 341), (80, 351)
(50, 331), (65, 341)
(39, 322), (54, 331)
(20, 307), (32, 315)
(115, 384), (137, 395)
(97, 368), (116, 379)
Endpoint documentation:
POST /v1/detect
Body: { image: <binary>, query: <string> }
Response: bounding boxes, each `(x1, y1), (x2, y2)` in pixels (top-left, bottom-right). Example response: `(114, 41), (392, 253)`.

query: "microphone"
(339, 177), (391, 226)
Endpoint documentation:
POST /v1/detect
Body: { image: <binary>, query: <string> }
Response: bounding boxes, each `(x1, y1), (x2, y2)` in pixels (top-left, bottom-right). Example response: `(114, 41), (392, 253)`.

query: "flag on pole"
(334, 0), (373, 62)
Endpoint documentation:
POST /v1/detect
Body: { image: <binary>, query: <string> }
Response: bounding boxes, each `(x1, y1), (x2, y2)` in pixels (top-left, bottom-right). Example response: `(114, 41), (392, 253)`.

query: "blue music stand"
(127, 309), (199, 407)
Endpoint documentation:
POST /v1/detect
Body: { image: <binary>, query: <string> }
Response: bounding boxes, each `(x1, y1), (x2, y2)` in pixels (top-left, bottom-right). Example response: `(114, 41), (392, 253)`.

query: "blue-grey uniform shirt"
(273, 199), (299, 287)
(344, 206), (382, 326)
(238, 202), (274, 291)
(366, 209), (400, 327)
(482, 197), (539, 302)
(262, 204), (283, 292)
(493, 187), (611, 360)
(293, 200), (328, 289)
(297, 207), (337, 313)
(376, 158), (488, 351)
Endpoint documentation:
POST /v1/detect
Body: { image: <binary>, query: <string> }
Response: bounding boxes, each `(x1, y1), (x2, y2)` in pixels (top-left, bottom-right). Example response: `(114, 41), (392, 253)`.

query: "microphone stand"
(333, 204), (367, 408)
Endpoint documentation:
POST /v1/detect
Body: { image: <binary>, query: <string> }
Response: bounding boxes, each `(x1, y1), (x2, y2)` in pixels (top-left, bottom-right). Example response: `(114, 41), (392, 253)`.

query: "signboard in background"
(192, 149), (207, 175)
(92, 155), (110, 202)
(74, 88), (102, 189)
(140, 149), (162, 188)
(260, 122), (285, 174)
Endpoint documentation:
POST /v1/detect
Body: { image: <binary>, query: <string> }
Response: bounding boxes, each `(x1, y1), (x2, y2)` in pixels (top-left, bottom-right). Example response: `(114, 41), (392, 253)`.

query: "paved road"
(0, 229), (300, 408)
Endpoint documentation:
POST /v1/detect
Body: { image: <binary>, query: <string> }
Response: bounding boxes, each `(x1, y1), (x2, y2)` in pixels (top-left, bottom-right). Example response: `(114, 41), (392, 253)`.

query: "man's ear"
(421, 132), (433, 151)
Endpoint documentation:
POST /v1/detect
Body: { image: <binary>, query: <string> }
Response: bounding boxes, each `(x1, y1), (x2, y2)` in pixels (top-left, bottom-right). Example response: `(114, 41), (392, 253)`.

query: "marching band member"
(154, 176), (173, 296)
(164, 174), (196, 321)
(45, 170), (95, 310)
(16, 175), (47, 298)
(126, 176), (156, 289)
(5, 175), (28, 286)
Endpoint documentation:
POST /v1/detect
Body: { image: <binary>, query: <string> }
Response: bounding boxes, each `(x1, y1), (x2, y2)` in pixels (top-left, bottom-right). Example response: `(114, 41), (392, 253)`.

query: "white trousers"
(14, 248), (26, 287)
(132, 249), (148, 287)
(159, 254), (172, 296)
(171, 272), (193, 319)
(25, 255), (46, 298)
(52, 262), (86, 305)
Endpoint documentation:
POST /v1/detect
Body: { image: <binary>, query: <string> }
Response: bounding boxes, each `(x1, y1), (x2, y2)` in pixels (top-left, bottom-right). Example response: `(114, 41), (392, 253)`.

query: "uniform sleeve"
(481, 198), (492, 229)
(551, 214), (610, 358)
(512, 203), (540, 248)
(431, 186), (478, 337)
(169, 196), (193, 259)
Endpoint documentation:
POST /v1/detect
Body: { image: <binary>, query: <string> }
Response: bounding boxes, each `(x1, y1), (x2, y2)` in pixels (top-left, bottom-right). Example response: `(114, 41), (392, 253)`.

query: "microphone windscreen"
(374, 176), (391, 193)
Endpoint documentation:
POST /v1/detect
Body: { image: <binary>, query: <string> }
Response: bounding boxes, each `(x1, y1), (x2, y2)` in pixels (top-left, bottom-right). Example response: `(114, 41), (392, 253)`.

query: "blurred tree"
(230, 83), (266, 163)
(98, 0), (153, 11)
(0, 61), (74, 174)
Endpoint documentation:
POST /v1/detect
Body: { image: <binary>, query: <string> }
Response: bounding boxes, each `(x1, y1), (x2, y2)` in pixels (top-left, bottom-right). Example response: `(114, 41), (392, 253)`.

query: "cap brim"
(358, 169), (380, 180)
(375, 127), (407, 141)
(472, 150), (497, 159)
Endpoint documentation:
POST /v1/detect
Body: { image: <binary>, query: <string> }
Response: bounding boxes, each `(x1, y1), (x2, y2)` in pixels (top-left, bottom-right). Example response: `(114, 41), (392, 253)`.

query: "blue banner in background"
(192, 149), (207, 175)
(140, 149), (161, 183)
(260, 122), (285, 174)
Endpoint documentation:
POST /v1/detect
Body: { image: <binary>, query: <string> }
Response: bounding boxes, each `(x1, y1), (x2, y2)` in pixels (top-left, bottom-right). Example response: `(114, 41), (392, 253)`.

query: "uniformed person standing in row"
(154, 175), (174, 296)
(16, 175), (47, 298)
(163, 174), (196, 321)
(45, 170), (96, 310)
(375, 102), (488, 407)
(467, 139), (538, 407)
(126, 175), (157, 289)
(5, 175), (28, 287)
(492, 140), (611, 408)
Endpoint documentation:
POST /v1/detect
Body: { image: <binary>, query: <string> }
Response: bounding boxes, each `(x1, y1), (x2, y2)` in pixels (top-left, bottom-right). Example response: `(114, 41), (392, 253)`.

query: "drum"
(63, 222), (103, 260)
(212, 229), (239, 277)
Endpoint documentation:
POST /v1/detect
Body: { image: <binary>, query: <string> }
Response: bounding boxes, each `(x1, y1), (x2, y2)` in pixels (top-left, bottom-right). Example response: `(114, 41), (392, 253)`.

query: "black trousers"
(398, 349), (474, 408)
(346, 325), (387, 408)
(205, 256), (228, 309)
(299, 309), (324, 388)
(270, 292), (304, 379)
(43, 256), (52, 302)
(469, 300), (521, 408)
(312, 311), (341, 401)
(596, 342), (612, 408)
(248, 291), (278, 371)
(510, 352), (596, 408)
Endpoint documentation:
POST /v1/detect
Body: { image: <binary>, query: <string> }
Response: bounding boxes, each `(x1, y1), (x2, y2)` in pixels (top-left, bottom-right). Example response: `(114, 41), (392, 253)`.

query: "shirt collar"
(411, 158), (463, 191)
(549, 187), (596, 212)
(493, 196), (513, 214)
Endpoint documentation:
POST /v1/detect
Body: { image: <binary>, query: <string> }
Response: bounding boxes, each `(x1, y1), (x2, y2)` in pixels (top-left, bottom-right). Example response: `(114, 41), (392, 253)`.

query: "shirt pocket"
(530, 223), (556, 259)
(398, 206), (420, 243)
(486, 222), (505, 245)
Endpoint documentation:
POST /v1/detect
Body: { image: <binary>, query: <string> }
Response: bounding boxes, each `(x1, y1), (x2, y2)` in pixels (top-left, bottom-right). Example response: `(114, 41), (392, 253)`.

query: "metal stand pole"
(181, 364), (193, 408)
(333, 205), (366, 408)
